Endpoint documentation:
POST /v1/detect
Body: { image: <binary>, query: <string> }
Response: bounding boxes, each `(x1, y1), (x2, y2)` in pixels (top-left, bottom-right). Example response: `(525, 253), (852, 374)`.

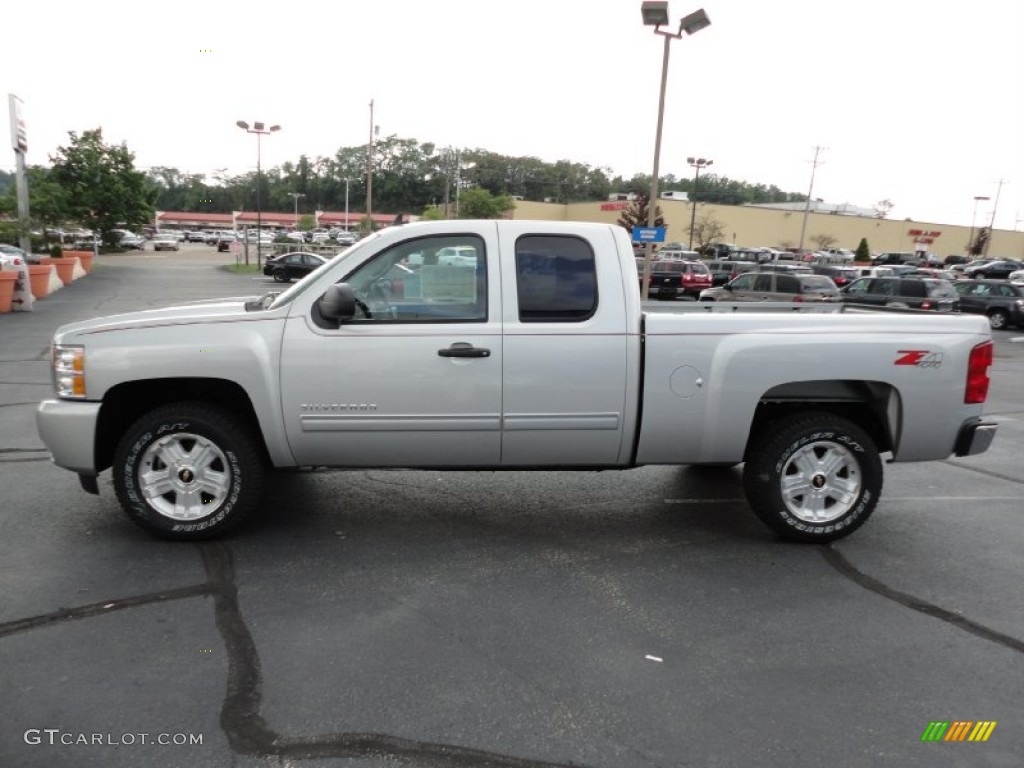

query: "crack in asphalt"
(0, 584), (212, 639)
(197, 541), (593, 767)
(0, 540), (591, 765)
(820, 545), (1024, 655)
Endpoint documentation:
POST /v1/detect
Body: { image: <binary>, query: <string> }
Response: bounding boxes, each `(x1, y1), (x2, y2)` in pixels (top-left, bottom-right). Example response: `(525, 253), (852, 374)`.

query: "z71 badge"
(894, 350), (944, 368)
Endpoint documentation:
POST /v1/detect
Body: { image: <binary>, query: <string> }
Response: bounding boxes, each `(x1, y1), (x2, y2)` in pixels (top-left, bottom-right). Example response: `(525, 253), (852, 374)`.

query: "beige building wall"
(510, 199), (1024, 259)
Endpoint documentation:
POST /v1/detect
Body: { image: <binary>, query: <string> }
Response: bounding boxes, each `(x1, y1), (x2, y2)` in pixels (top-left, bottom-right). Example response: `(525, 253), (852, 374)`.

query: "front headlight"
(52, 344), (86, 398)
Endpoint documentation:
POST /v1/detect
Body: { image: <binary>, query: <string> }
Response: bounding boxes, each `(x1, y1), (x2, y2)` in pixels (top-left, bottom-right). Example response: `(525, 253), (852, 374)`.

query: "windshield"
(266, 232), (381, 310)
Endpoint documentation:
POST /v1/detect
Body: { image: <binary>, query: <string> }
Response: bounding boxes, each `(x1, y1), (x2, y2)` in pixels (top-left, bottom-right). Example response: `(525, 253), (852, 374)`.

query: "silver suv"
(699, 271), (840, 302)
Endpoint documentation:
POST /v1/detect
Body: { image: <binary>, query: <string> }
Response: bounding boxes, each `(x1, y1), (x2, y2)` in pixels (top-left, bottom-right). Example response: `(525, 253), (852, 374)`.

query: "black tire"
(988, 310), (1008, 330)
(273, 268), (290, 283)
(743, 412), (882, 542)
(113, 402), (264, 540)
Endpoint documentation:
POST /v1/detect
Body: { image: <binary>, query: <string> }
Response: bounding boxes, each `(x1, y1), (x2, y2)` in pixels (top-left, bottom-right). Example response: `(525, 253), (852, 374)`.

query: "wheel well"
(95, 378), (268, 473)
(745, 380), (895, 460)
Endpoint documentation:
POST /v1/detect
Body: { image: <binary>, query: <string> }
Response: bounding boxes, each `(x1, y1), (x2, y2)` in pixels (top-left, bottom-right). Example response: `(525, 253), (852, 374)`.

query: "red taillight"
(682, 273), (693, 283)
(965, 341), (993, 404)
(791, 295), (804, 302)
(920, 300), (933, 310)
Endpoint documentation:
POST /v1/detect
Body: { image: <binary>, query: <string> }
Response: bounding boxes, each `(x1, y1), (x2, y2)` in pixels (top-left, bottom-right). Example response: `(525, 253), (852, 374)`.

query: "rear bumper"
(36, 399), (101, 474)
(953, 418), (998, 457)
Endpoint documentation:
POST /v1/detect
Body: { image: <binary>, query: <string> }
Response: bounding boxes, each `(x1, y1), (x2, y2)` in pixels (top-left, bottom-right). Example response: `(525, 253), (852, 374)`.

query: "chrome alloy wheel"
(138, 432), (231, 520)
(779, 439), (862, 523)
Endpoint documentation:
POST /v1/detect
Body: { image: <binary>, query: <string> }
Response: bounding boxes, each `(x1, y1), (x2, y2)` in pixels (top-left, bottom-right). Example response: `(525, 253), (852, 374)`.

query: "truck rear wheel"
(743, 412), (882, 542)
(113, 402), (264, 540)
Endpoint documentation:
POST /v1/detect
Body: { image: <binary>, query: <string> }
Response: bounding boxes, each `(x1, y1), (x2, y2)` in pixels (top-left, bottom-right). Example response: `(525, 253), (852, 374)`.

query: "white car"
(152, 234), (180, 252)
(1009, 269), (1024, 283)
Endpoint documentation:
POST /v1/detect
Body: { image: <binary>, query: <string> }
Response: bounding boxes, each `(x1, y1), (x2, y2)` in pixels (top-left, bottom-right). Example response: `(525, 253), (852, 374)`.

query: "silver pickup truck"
(36, 220), (997, 542)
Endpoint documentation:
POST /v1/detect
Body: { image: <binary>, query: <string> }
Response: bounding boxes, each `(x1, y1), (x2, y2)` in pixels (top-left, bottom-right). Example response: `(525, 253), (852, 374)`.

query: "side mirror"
(319, 283), (356, 323)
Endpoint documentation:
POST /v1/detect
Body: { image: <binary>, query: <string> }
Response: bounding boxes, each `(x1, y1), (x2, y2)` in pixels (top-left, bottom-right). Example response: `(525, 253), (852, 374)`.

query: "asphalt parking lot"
(1, 247), (1022, 767)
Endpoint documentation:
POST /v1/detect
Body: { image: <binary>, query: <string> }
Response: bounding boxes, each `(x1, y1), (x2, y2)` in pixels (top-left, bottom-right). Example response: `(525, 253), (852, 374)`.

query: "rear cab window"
(515, 235), (597, 322)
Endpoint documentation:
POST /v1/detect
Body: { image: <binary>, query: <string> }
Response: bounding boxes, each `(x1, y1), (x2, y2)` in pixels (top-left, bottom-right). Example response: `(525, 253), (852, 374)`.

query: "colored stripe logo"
(921, 721), (997, 742)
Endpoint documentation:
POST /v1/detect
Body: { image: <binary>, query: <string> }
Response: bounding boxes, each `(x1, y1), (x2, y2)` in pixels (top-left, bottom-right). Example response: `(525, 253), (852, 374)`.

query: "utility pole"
(798, 145), (825, 251)
(365, 99), (376, 228)
(982, 178), (1006, 257)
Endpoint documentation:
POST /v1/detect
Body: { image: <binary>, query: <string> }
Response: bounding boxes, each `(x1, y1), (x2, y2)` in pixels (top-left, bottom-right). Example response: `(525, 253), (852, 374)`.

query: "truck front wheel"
(113, 402), (264, 540)
(743, 413), (882, 542)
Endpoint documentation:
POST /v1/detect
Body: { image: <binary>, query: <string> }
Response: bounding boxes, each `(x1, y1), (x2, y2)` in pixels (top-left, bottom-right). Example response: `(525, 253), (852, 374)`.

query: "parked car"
(871, 252), (917, 266)
(707, 259), (759, 286)
(811, 264), (860, 288)
(117, 233), (145, 250)
(335, 231), (357, 246)
(953, 279), (1024, 329)
(943, 254), (970, 267)
(262, 251), (329, 282)
(285, 231), (307, 243)
(184, 231), (207, 243)
(1009, 269), (1024, 283)
(699, 271), (839, 303)
(840, 276), (959, 312)
(657, 247), (702, 261)
(645, 259), (712, 299)
(204, 231), (222, 245)
(215, 232), (238, 252)
(152, 234), (180, 252)
(963, 260), (1024, 280)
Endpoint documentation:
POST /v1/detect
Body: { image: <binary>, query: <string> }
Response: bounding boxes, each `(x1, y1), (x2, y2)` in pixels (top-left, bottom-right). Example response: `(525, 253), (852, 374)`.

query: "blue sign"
(632, 227), (666, 243)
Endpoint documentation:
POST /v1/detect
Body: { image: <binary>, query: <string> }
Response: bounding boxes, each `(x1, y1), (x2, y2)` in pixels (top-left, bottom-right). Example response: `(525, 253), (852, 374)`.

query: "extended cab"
(37, 221), (998, 542)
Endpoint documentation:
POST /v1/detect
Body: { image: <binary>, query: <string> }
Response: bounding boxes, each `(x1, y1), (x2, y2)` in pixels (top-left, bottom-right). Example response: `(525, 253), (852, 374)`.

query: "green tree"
(456, 187), (515, 219)
(616, 194), (664, 235)
(855, 238), (870, 262)
(49, 129), (156, 245)
(0, 165), (68, 232)
(421, 205), (445, 221)
(968, 227), (989, 256)
(297, 214), (316, 231)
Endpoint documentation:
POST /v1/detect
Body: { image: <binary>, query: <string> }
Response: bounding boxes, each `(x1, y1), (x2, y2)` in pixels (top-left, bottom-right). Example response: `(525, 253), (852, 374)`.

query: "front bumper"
(953, 418), (998, 457)
(36, 399), (101, 474)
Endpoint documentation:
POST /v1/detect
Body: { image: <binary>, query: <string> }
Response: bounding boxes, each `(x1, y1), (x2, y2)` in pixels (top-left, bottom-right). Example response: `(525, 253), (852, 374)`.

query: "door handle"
(438, 343), (490, 358)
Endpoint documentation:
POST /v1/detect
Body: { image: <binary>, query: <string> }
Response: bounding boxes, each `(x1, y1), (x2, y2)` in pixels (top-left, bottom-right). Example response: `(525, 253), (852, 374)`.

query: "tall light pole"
(640, 2), (711, 300)
(288, 192), (305, 223)
(798, 145), (825, 252)
(968, 195), (990, 254)
(686, 157), (712, 250)
(236, 120), (280, 267)
(366, 100), (379, 231)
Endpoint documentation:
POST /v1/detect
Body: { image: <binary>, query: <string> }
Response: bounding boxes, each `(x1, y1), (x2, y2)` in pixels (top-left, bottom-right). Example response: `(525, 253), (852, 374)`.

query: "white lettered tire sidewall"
(744, 414), (883, 543)
(113, 403), (263, 540)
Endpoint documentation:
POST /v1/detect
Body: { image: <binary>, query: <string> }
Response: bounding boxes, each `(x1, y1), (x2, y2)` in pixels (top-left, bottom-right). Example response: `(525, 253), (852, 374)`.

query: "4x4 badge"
(895, 350), (943, 368)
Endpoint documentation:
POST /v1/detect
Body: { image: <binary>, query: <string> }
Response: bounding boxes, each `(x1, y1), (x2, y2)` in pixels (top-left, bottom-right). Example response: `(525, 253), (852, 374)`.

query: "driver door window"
(342, 235), (487, 323)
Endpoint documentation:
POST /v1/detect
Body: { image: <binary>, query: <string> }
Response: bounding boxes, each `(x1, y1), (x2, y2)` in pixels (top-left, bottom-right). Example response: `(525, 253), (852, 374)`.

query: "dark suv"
(645, 260), (712, 299)
(840, 276), (959, 312)
(962, 260), (1023, 280)
(953, 279), (1024, 329)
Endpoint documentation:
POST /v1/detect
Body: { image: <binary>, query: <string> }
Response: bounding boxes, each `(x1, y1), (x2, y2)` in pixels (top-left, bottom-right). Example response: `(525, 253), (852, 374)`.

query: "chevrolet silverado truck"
(36, 220), (998, 542)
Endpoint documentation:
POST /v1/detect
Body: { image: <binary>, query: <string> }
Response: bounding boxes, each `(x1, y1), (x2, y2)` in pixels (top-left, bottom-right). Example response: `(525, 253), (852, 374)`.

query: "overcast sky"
(4, 0), (1022, 230)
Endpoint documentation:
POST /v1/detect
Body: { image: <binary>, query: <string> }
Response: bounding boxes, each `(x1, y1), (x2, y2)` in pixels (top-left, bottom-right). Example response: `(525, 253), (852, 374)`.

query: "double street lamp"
(686, 157), (712, 249)
(236, 119), (281, 267)
(640, 1), (711, 299)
